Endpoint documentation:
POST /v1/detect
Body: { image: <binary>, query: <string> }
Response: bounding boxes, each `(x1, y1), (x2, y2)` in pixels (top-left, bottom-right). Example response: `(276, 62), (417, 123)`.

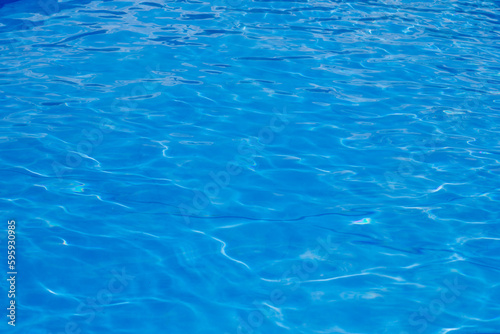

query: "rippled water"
(1, 0), (500, 333)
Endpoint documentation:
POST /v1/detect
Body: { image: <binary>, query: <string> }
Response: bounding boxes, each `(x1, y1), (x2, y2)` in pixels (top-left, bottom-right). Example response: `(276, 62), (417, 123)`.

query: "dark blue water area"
(0, 0), (500, 333)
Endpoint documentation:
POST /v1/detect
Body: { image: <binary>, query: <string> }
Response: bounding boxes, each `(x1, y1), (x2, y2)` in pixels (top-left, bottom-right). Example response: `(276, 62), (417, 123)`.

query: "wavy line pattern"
(1, 0), (500, 333)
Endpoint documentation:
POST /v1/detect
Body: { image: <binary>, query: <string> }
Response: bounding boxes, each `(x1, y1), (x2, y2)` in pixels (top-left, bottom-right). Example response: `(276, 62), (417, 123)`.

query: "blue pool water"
(1, 0), (500, 333)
